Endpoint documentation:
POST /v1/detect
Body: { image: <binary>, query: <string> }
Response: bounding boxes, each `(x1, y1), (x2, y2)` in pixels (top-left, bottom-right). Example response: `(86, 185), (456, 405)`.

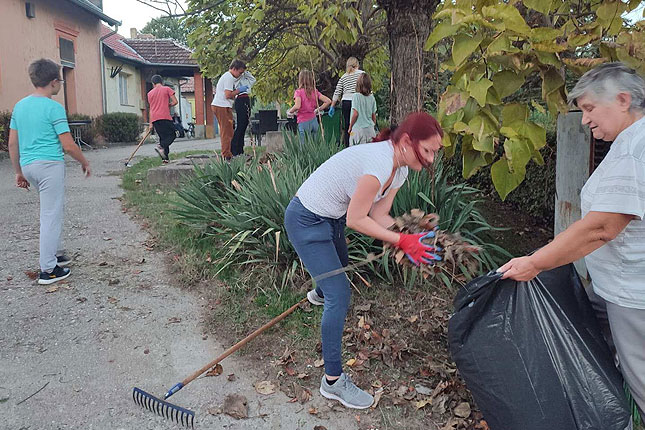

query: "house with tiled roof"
(101, 27), (215, 138)
(0, 0), (120, 115)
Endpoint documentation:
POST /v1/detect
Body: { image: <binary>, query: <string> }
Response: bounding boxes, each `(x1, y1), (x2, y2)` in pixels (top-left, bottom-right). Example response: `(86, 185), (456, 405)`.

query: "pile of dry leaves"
(386, 209), (482, 283)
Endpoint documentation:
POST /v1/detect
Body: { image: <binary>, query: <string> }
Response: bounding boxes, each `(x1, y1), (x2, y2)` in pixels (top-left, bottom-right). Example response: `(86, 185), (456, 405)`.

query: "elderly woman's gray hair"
(568, 62), (645, 112)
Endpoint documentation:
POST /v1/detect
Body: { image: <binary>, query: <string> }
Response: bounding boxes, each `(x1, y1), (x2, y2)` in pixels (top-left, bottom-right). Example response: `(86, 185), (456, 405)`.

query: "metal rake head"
(133, 387), (195, 428)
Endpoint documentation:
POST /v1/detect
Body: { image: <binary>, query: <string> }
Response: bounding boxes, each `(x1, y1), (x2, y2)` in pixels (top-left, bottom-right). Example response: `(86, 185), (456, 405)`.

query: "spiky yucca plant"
(173, 131), (509, 289)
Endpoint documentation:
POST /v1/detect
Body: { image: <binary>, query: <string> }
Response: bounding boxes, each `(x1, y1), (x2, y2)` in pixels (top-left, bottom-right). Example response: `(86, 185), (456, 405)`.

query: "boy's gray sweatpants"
(22, 160), (65, 272)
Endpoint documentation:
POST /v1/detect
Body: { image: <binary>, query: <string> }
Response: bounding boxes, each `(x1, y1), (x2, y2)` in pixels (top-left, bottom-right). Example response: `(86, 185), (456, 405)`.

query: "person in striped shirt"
(329, 57), (364, 147)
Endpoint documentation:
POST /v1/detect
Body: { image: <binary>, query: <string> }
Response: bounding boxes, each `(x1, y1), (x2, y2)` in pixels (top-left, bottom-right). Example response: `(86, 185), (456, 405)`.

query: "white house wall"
(104, 58), (142, 115)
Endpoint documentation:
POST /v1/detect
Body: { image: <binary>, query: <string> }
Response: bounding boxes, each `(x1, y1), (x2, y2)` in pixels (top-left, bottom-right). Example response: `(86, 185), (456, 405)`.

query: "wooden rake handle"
(125, 127), (152, 165)
(180, 296), (308, 387)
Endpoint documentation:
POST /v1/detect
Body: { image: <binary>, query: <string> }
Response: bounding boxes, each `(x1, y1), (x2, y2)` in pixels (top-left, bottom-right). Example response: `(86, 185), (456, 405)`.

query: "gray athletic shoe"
(319, 373), (374, 409)
(307, 289), (324, 306)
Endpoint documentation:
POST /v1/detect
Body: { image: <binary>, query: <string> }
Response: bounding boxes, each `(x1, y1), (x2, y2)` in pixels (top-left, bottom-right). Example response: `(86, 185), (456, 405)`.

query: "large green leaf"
(482, 4), (531, 35)
(492, 70), (525, 98)
(469, 78), (493, 106)
(501, 103), (528, 125)
(524, 0), (554, 14)
(452, 32), (484, 65)
(530, 27), (565, 42)
(504, 138), (532, 174)
(425, 20), (460, 50)
(463, 140), (490, 178)
(491, 157), (524, 200)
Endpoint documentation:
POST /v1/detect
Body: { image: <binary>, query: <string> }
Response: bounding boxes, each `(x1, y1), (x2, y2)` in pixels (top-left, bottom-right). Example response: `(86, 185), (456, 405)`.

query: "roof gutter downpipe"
(100, 24), (119, 114)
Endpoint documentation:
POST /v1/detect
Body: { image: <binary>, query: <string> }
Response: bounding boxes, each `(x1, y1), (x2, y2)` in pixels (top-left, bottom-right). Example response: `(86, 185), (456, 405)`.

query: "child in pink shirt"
(287, 70), (331, 144)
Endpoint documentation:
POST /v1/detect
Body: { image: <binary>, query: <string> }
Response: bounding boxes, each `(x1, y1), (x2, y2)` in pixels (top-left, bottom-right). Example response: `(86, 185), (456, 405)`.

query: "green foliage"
(184, 0), (388, 102)
(174, 133), (509, 290)
(0, 111), (11, 150)
(141, 16), (191, 45)
(426, 0), (645, 199)
(97, 112), (142, 143)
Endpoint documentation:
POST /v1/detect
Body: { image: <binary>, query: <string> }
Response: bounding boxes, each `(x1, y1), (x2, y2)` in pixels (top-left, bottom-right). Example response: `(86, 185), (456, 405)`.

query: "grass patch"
(121, 148), (318, 343)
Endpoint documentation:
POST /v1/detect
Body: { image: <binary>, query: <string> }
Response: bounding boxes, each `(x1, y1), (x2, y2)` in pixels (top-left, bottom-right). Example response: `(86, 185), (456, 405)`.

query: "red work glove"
(395, 232), (442, 266)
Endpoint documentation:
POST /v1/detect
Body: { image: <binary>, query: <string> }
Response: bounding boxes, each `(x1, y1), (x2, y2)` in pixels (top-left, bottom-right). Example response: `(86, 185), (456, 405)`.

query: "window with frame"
(59, 37), (75, 67)
(119, 73), (129, 105)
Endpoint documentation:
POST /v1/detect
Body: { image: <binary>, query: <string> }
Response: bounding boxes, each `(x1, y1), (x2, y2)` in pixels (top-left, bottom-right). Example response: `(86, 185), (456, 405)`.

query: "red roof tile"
(122, 38), (198, 66)
(100, 26), (145, 63)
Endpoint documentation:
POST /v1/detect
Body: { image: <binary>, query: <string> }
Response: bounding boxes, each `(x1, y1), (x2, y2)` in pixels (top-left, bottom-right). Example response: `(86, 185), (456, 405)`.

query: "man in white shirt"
(211, 59), (248, 160)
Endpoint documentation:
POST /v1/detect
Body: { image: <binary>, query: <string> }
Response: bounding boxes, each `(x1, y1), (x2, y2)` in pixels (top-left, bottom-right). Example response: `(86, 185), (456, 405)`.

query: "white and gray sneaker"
(319, 373), (374, 409)
(307, 289), (324, 306)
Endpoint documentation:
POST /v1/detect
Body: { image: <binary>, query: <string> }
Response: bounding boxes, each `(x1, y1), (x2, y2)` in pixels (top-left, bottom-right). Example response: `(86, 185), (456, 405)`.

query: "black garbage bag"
(449, 264), (631, 430)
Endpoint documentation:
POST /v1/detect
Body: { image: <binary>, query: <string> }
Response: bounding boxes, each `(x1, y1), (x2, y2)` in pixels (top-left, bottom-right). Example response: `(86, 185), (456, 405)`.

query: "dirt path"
(0, 140), (361, 429)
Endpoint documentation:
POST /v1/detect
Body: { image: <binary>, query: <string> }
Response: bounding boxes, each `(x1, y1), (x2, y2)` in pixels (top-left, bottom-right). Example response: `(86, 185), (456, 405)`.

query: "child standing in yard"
(8, 58), (91, 285)
(287, 70), (331, 144)
(348, 73), (377, 146)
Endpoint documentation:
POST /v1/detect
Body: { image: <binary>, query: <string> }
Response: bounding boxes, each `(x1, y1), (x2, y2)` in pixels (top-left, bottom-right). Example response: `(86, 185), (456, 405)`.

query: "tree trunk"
(378, 0), (439, 124)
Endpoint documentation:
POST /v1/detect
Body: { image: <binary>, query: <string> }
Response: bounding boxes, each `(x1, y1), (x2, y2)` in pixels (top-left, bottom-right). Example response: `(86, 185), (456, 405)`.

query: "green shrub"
(174, 131), (509, 289)
(67, 113), (100, 146)
(0, 111), (11, 151)
(445, 113), (557, 226)
(97, 112), (141, 142)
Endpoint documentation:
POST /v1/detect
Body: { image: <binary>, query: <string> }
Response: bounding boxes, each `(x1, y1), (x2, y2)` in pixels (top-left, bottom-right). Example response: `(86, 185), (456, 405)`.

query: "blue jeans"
(284, 197), (349, 376)
(297, 118), (319, 144)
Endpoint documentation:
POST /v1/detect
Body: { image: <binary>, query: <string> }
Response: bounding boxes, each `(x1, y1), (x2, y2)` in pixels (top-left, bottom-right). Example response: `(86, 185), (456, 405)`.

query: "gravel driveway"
(0, 140), (360, 430)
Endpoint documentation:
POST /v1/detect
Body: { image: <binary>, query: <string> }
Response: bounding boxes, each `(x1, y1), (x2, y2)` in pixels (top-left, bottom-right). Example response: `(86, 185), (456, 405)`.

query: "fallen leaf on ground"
(222, 394), (248, 419)
(205, 363), (223, 377)
(45, 286), (59, 293)
(292, 382), (312, 404)
(313, 426), (328, 430)
(415, 384), (432, 395)
(416, 397), (432, 409)
(107, 297), (118, 304)
(285, 364), (297, 376)
(297, 373), (309, 380)
(454, 402), (471, 418)
(6, 276), (13, 281)
(475, 420), (490, 430)
(408, 315), (419, 323)
(143, 348), (150, 354)
(346, 358), (357, 367)
(167, 317), (182, 324)
(24, 270), (38, 280)
(313, 359), (324, 368)
(227, 374), (236, 382)
(308, 407), (318, 415)
(255, 380), (276, 395)
(355, 303), (371, 312)
(442, 417), (462, 430)
(371, 388), (384, 409)
(76, 297), (87, 303)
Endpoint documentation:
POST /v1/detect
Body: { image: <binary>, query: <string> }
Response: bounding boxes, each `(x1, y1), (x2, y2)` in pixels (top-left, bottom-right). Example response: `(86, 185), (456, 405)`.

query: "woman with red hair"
(284, 111), (444, 409)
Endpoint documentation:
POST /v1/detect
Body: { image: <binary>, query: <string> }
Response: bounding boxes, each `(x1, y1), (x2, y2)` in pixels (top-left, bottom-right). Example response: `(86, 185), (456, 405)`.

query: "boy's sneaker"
(320, 373), (374, 409)
(307, 289), (324, 306)
(56, 255), (72, 266)
(154, 145), (165, 160)
(38, 266), (71, 285)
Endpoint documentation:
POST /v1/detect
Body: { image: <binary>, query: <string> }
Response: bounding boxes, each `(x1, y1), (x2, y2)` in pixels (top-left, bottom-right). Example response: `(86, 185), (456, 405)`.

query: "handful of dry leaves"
(386, 209), (482, 282)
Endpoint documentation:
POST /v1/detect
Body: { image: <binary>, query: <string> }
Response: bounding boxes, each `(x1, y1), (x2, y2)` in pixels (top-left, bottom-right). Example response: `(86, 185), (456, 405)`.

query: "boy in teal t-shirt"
(8, 58), (91, 285)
